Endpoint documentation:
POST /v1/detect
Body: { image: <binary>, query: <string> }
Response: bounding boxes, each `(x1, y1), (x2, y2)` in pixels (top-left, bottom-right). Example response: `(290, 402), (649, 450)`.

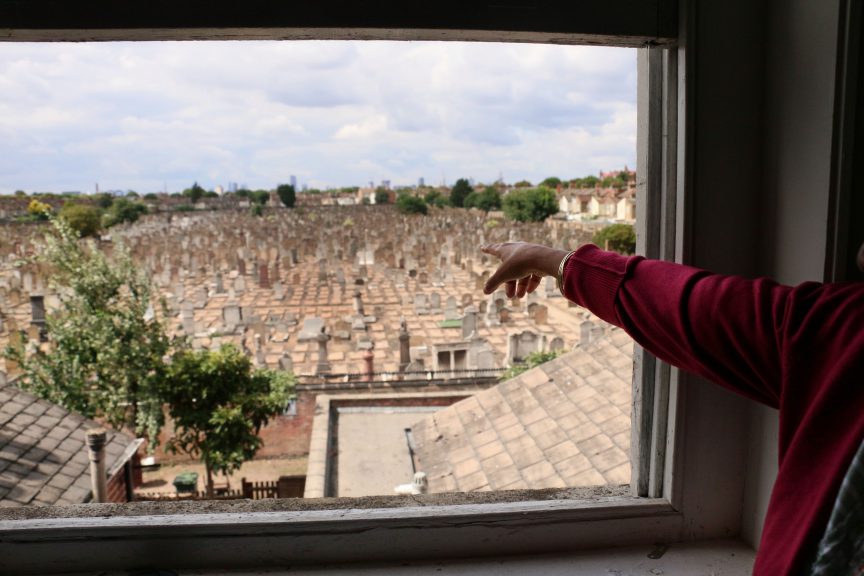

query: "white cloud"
(0, 41), (635, 193)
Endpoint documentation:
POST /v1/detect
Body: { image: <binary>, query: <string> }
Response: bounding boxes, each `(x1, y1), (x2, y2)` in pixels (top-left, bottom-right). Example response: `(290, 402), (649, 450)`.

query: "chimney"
(85, 428), (108, 503)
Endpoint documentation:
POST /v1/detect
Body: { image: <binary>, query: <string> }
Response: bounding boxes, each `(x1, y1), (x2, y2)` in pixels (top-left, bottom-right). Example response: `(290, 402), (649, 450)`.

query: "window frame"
(0, 2), (758, 573)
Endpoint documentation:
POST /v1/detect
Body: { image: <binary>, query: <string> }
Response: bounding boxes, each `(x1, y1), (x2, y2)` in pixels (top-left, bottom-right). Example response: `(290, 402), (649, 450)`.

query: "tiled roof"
(0, 380), (137, 507)
(411, 325), (633, 492)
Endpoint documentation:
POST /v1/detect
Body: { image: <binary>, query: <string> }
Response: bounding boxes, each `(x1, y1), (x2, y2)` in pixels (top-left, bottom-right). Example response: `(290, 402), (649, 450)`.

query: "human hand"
(481, 242), (569, 298)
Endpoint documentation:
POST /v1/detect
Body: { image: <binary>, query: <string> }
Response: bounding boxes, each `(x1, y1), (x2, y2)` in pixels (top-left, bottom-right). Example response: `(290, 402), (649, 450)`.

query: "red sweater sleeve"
(562, 244), (864, 576)
(562, 244), (785, 406)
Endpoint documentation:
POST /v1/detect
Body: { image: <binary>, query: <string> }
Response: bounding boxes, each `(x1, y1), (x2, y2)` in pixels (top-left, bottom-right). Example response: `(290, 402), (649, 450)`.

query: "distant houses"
(557, 186), (636, 223)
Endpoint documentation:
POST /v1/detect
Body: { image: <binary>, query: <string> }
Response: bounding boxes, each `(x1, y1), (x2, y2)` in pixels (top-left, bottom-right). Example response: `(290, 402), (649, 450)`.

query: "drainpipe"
(86, 428), (108, 503)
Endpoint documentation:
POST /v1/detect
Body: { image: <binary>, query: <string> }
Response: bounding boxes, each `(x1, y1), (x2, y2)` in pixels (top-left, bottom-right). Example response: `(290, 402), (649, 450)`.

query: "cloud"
(0, 41), (635, 193)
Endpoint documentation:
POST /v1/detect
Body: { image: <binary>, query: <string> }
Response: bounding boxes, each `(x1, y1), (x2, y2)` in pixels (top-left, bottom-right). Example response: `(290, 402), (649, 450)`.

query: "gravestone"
(298, 317), (326, 342)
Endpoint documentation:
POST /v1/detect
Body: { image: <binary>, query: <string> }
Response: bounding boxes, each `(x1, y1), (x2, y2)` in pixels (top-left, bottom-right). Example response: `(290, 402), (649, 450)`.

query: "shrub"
(103, 198), (148, 228)
(59, 203), (103, 237)
(396, 193), (428, 215)
(27, 199), (52, 220)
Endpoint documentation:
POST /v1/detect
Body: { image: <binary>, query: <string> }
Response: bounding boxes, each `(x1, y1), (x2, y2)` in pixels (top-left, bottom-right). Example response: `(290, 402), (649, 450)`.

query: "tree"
(143, 192), (159, 201)
(276, 183), (296, 208)
(513, 180), (533, 188)
(159, 345), (294, 496)
(396, 193), (428, 215)
(540, 176), (562, 188)
(59, 203), (103, 237)
(592, 223), (636, 255)
(374, 188), (391, 204)
(464, 187), (501, 212)
(449, 178), (473, 208)
(502, 187), (558, 222)
(93, 193), (115, 209)
(103, 197), (148, 228)
(183, 182), (206, 204)
(4, 219), (173, 447)
(251, 190), (270, 205)
(424, 189), (449, 208)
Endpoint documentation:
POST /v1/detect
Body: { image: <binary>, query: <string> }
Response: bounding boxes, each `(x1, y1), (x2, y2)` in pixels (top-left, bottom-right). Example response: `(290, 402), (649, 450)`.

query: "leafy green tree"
(183, 182), (206, 204)
(276, 183), (296, 208)
(593, 223), (636, 255)
(4, 219), (173, 447)
(204, 191), (220, 198)
(374, 188), (391, 204)
(396, 193), (428, 215)
(424, 189), (449, 208)
(143, 192), (159, 201)
(249, 203), (264, 217)
(464, 187), (501, 212)
(502, 187), (558, 222)
(93, 193), (115, 209)
(235, 188), (252, 198)
(513, 180), (532, 188)
(103, 198), (148, 228)
(540, 176), (562, 188)
(14, 190), (27, 197)
(251, 190), (270, 205)
(159, 345), (294, 496)
(126, 191), (139, 198)
(449, 178), (473, 208)
(59, 203), (103, 237)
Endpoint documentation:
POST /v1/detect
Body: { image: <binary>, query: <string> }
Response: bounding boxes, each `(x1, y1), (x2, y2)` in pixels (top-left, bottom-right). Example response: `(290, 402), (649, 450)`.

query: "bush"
(59, 203), (103, 237)
(502, 186), (558, 222)
(396, 193), (428, 215)
(500, 350), (562, 381)
(592, 223), (636, 255)
(103, 198), (148, 228)
(27, 199), (52, 220)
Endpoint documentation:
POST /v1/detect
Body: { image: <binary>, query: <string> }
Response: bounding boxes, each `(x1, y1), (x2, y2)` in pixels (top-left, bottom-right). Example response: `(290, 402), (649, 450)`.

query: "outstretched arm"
(481, 241), (788, 407)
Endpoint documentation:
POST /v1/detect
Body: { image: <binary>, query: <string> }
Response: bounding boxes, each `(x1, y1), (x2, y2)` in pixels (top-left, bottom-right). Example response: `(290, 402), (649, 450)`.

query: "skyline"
(0, 41), (636, 194)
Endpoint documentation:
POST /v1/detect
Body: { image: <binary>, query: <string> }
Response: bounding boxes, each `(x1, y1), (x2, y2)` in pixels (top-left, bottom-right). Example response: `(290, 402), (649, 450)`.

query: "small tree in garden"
(159, 345), (294, 496)
(4, 218), (173, 446)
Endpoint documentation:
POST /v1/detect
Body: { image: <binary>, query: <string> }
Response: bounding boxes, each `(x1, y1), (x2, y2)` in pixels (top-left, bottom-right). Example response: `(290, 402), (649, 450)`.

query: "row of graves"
(0, 206), (600, 468)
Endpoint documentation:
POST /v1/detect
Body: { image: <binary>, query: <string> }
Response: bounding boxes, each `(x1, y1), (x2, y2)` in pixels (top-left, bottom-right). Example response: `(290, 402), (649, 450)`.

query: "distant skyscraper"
(418, 177), (425, 187)
(290, 175), (297, 189)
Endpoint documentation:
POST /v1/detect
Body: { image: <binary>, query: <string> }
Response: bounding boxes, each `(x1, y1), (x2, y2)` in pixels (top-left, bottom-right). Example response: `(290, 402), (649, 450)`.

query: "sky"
(0, 41), (636, 194)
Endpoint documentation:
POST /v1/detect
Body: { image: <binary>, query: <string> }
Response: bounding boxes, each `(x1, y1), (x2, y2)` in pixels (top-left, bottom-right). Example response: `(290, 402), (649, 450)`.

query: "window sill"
(1, 494), (685, 574)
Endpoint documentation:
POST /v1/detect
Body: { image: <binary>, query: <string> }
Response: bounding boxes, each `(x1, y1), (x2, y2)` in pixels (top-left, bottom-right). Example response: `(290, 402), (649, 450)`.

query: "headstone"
(298, 317), (326, 342)
(429, 292), (441, 313)
(223, 303), (242, 330)
(414, 294), (428, 315)
(444, 296), (459, 320)
(462, 305), (477, 339)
